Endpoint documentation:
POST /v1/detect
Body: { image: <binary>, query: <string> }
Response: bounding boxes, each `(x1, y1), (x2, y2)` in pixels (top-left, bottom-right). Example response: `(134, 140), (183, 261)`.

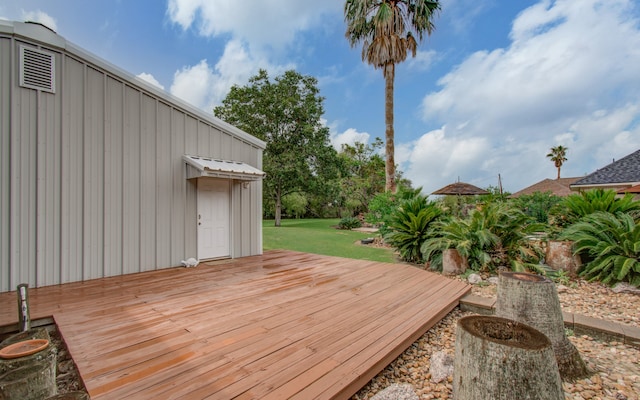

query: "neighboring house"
(617, 184), (640, 200)
(510, 177), (581, 198)
(570, 149), (640, 192)
(1, 21), (266, 292)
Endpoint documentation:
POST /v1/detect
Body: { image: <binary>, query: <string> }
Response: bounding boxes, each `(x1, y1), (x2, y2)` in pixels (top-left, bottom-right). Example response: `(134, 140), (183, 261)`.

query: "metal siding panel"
(12, 87), (38, 288)
(156, 102), (172, 268)
(197, 121), (209, 154)
(0, 38), (11, 292)
(84, 67), (105, 280)
(209, 126), (221, 159)
(61, 57), (84, 284)
(104, 77), (124, 277)
(140, 94), (156, 271)
(171, 110), (186, 264)
(122, 86), (141, 275)
(36, 86), (62, 287)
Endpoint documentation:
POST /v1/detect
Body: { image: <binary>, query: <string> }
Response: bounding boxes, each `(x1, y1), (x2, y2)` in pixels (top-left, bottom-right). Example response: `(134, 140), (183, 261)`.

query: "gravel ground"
(352, 278), (640, 400)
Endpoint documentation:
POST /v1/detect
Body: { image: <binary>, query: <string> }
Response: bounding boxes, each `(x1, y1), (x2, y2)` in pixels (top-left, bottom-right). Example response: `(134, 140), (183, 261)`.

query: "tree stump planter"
(453, 315), (563, 400)
(545, 240), (581, 276)
(0, 328), (57, 399)
(495, 271), (589, 380)
(0, 363), (56, 400)
(442, 248), (468, 275)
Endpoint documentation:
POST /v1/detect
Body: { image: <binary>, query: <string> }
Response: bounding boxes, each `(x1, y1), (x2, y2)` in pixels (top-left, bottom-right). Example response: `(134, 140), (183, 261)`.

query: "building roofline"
(0, 19), (266, 150)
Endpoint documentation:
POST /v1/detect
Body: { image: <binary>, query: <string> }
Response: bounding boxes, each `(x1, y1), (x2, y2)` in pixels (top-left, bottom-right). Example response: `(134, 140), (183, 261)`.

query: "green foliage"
(550, 189), (640, 228)
(214, 69), (339, 226)
(282, 193), (308, 219)
(337, 216), (362, 230)
(422, 202), (544, 273)
(512, 191), (563, 224)
(383, 195), (442, 263)
(559, 211), (640, 287)
(365, 187), (423, 235)
(337, 138), (386, 216)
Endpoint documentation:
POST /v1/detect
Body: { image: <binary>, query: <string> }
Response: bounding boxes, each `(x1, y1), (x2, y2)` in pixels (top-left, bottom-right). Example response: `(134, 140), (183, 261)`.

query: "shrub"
(511, 191), (563, 224)
(384, 196), (442, 263)
(559, 211), (640, 287)
(337, 216), (362, 230)
(550, 189), (640, 228)
(422, 202), (544, 273)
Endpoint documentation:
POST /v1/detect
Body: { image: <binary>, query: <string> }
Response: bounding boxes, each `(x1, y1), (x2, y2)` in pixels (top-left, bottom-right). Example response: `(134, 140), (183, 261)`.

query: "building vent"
(19, 45), (56, 93)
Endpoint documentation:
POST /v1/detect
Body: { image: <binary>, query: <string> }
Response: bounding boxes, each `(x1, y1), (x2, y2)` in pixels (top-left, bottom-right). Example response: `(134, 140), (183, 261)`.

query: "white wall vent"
(19, 45), (56, 93)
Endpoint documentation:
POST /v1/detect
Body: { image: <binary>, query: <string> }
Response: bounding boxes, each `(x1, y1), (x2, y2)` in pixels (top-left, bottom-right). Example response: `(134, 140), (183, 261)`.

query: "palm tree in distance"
(546, 145), (569, 179)
(344, 0), (440, 193)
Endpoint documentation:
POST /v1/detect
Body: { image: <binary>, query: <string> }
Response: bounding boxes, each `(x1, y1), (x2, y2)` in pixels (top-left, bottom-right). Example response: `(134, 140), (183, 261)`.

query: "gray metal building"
(0, 21), (266, 293)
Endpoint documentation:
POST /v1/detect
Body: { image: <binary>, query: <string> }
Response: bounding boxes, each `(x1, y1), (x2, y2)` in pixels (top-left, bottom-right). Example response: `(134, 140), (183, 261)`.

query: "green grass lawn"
(262, 218), (397, 263)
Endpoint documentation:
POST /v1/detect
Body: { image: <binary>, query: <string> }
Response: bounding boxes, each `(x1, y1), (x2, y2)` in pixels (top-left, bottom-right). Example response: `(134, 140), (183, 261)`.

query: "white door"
(197, 179), (230, 260)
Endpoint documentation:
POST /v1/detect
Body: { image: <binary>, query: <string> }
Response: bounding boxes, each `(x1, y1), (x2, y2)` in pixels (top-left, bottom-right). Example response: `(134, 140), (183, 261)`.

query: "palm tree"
(546, 145), (568, 179)
(344, 0), (440, 193)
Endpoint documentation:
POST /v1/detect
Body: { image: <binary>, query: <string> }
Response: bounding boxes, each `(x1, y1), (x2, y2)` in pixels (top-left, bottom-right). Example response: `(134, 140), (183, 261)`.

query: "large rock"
(429, 351), (454, 383)
(370, 383), (419, 400)
(612, 282), (640, 295)
(467, 273), (483, 285)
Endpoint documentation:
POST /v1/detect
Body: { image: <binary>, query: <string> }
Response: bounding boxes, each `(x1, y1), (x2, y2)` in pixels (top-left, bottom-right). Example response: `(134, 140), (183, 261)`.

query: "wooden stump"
(496, 271), (589, 380)
(453, 315), (563, 400)
(0, 328), (57, 399)
(0, 363), (56, 400)
(442, 248), (468, 275)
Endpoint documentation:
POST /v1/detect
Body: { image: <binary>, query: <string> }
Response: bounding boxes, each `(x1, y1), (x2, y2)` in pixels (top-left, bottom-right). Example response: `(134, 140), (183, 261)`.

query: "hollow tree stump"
(453, 315), (563, 400)
(495, 271), (589, 380)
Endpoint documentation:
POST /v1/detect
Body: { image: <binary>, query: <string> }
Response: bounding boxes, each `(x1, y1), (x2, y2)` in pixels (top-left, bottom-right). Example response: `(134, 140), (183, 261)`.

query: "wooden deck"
(0, 250), (470, 399)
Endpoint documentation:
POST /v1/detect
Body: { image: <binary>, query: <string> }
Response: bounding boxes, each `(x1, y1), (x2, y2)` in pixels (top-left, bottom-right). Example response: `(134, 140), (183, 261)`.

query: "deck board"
(0, 250), (469, 399)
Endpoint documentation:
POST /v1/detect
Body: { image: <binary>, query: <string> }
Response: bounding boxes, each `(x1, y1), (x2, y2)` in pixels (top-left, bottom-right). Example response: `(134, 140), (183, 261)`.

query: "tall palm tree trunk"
(384, 63), (396, 193)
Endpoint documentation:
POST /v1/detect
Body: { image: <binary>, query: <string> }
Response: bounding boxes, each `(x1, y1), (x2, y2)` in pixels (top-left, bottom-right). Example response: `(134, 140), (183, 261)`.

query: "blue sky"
(2, 0), (640, 194)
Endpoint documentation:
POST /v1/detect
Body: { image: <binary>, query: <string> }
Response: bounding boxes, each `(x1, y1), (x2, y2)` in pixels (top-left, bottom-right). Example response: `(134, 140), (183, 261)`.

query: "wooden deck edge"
(336, 288), (470, 399)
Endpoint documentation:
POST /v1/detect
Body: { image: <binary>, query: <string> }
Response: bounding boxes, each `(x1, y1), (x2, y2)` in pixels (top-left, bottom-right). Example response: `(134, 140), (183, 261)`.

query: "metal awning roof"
(183, 155), (265, 181)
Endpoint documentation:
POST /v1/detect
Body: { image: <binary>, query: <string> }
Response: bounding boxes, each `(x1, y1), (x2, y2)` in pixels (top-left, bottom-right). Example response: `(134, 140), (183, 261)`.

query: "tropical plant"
(511, 191), (563, 224)
(337, 216), (362, 230)
(546, 145), (569, 179)
(384, 195), (442, 263)
(550, 189), (640, 228)
(559, 211), (640, 287)
(344, 0), (440, 193)
(422, 202), (544, 273)
(366, 186), (423, 235)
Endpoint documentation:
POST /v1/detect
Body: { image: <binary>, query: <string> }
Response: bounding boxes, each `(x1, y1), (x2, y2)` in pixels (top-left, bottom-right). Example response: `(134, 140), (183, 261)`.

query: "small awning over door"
(183, 155), (265, 181)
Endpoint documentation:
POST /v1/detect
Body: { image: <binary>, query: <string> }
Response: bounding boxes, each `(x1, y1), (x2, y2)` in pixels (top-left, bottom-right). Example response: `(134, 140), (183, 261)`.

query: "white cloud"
(406, 49), (438, 71)
(413, 0), (640, 192)
(331, 128), (370, 151)
(22, 10), (57, 31)
(137, 73), (165, 90)
(166, 0), (341, 51)
(169, 40), (292, 111)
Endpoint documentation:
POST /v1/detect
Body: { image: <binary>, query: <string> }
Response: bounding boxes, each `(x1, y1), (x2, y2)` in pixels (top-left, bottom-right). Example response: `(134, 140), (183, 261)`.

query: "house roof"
(431, 182), (489, 196)
(183, 155), (265, 181)
(572, 149), (640, 188)
(510, 177), (581, 198)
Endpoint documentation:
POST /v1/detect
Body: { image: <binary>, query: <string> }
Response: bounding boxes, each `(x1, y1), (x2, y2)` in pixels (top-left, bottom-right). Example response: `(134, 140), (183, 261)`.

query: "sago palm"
(422, 202), (544, 272)
(551, 189), (640, 228)
(560, 211), (640, 287)
(345, 0), (440, 193)
(384, 196), (442, 263)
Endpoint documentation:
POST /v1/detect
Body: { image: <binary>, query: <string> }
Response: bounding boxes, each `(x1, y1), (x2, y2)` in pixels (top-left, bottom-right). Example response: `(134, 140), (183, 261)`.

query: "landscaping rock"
(488, 276), (499, 285)
(611, 283), (640, 295)
(429, 351), (454, 383)
(467, 274), (483, 285)
(370, 383), (419, 400)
